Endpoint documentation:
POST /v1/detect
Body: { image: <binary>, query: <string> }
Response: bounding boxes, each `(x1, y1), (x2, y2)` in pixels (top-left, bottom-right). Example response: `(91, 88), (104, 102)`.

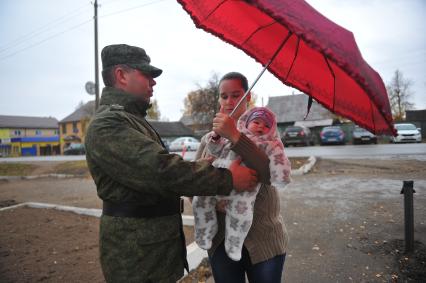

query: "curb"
(291, 156), (316, 176)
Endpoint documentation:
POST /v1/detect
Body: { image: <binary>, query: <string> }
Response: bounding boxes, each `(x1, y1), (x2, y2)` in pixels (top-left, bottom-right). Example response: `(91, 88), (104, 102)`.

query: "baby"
(192, 107), (291, 261)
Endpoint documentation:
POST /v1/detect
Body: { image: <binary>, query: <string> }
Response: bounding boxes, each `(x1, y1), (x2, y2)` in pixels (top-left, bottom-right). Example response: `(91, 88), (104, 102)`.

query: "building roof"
(148, 121), (194, 137)
(60, 101), (95, 123)
(266, 94), (335, 123)
(0, 115), (58, 129)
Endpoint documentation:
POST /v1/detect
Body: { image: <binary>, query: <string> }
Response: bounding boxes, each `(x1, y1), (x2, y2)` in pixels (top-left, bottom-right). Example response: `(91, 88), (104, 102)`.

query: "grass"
(53, 161), (89, 176)
(0, 163), (36, 176)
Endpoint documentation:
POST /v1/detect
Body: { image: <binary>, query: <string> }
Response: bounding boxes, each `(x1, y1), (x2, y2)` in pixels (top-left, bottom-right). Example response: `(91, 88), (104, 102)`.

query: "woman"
(195, 72), (289, 283)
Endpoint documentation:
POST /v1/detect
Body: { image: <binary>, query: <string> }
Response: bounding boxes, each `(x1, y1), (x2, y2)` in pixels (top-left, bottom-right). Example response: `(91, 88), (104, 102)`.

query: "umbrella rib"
(283, 36), (299, 82)
(324, 56), (336, 112)
(369, 99), (376, 133)
(241, 21), (277, 46)
(202, 0), (228, 22)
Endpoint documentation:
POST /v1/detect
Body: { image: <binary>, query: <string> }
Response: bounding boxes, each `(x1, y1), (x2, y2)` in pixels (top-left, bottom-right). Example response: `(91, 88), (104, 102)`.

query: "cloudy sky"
(1, 0), (425, 121)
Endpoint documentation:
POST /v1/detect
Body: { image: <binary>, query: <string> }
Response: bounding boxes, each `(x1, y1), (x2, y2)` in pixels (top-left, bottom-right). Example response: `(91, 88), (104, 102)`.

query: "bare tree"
(386, 69), (415, 121)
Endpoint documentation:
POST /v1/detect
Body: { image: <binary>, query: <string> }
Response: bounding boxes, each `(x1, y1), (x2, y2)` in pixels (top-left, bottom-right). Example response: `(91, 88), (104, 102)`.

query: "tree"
(183, 73), (220, 126)
(386, 69), (414, 121)
(146, 99), (161, 120)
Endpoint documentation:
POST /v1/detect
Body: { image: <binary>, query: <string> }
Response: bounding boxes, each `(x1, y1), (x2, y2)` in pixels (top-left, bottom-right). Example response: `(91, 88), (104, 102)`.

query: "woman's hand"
(212, 111), (241, 143)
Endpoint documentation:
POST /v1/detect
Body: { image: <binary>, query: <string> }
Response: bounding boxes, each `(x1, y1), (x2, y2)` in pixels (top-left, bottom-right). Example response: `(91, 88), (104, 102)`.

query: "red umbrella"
(177, 0), (396, 135)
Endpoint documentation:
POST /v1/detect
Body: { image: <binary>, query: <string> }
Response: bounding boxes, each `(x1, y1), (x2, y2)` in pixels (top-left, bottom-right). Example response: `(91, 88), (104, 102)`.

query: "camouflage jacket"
(85, 87), (233, 283)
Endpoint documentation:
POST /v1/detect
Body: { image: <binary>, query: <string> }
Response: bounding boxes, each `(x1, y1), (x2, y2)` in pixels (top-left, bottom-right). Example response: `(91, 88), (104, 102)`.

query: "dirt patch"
(1, 157), (425, 282)
(0, 206), (195, 282)
(310, 158), (426, 179)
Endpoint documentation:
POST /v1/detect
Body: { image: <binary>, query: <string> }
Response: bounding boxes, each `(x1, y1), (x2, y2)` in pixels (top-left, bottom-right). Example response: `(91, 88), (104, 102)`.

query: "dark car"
(63, 143), (85, 155)
(281, 126), (315, 146)
(320, 126), (345, 145)
(352, 126), (377, 144)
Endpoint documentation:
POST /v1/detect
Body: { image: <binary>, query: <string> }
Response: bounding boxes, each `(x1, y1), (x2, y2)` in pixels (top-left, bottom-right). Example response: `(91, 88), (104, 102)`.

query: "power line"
(100, 0), (168, 18)
(0, 3), (91, 54)
(0, 0), (168, 61)
(0, 19), (92, 62)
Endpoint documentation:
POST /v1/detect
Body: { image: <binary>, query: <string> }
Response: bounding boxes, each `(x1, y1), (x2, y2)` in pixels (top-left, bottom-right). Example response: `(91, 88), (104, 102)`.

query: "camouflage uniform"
(85, 45), (233, 283)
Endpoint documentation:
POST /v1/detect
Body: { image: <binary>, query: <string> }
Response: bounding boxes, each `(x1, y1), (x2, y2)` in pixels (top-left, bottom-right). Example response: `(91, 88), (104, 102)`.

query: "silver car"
(169, 137), (200, 151)
(352, 126), (377, 144)
(391, 123), (422, 143)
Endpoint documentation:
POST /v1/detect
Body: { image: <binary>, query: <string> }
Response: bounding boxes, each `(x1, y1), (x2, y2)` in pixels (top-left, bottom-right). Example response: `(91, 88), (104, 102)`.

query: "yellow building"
(59, 101), (94, 154)
(0, 115), (59, 157)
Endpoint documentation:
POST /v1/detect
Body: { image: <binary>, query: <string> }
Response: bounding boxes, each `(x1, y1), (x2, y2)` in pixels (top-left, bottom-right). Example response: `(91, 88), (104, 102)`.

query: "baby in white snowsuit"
(192, 107), (291, 261)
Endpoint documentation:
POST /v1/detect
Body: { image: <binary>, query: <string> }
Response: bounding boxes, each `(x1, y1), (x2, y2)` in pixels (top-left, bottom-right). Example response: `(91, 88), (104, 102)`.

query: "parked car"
(390, 123), (422, 143)
(352, 126), (377, 144)
(320, 126), (346, 145)
(63, 143), (85, 155)
(281, 126), (314, 146)
(169, 137), (200, 152)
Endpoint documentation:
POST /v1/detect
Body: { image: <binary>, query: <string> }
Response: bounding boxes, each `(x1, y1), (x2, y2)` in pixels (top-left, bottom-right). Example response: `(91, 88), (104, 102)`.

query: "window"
(14, 130), (21, 136)
(72, 122), (78, 133)
(61, 124), (67, 134)
(54, 129), (59, 135)
(35, 130), (42, 135)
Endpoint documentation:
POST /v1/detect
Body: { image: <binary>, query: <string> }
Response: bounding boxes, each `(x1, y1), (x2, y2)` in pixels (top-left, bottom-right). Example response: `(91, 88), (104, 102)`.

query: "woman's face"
(218, 79), (251, 119)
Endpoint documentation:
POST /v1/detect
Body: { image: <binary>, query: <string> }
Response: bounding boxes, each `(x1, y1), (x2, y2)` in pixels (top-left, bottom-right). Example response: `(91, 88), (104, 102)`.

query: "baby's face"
(247, 118), (271, 136)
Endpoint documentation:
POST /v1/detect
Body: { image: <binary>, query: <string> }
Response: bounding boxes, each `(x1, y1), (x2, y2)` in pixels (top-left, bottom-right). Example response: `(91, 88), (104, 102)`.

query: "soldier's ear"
(114, 67), (129, 86)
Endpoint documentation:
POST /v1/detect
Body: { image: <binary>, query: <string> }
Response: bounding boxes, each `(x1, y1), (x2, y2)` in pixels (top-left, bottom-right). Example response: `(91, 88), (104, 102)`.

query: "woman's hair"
(102, 64), (133, 87)
(219, 72), (249, 92)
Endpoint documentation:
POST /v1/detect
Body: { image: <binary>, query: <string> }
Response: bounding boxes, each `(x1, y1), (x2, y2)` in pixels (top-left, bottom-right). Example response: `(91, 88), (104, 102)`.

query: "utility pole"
(94, 0), (100, 110)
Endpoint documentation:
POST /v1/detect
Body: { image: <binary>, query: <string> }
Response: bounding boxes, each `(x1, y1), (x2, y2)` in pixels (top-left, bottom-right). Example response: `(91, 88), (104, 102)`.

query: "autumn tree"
(183, 73), (220, 126)
(386, 69), (414, 121)
(146, 99), (161, 120)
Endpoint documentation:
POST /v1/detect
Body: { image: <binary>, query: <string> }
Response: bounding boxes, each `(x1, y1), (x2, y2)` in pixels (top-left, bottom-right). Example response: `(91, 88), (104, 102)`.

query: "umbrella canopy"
(177, 0), (396, 135)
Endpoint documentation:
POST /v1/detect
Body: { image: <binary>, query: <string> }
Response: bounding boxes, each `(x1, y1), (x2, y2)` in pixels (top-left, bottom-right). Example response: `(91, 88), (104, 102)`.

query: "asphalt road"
(1, 143), (425, 163)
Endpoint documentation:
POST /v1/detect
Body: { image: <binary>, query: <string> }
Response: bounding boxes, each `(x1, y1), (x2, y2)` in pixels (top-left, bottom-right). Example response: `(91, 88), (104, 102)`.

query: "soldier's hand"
(229, 158), (258, 192)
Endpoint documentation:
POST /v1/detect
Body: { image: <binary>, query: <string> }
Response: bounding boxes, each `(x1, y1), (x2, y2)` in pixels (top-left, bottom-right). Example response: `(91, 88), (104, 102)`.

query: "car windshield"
(323, 127), (341, 132)
(396, 124), (417, 131)
(285, 127), (302, 132)
(354, 127), (368, 133)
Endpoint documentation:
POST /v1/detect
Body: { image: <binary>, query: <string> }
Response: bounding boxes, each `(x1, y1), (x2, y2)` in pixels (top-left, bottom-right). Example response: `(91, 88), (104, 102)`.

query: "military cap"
(101, 44), (162, 78)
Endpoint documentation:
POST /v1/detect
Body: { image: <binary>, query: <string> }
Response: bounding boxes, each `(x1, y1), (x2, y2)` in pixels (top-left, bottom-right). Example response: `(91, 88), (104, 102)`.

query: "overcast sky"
(0, 0), (425, 121)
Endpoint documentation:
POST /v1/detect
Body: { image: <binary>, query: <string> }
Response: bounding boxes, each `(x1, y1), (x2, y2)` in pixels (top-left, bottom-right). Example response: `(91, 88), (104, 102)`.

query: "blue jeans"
(209, 242), (285, 283)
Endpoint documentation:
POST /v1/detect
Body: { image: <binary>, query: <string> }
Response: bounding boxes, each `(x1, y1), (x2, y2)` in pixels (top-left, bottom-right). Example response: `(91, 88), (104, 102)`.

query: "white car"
(169, 137), (200, 151)
(391, 123), (422, 143)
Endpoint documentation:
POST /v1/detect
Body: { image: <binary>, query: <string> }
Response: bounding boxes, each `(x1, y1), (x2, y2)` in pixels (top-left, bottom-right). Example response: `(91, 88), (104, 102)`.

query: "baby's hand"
(216, 200), (229, 213)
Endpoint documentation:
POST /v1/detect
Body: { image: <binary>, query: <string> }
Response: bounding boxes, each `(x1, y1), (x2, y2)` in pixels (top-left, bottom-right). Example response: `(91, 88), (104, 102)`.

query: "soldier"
(84, 44), (258, 283)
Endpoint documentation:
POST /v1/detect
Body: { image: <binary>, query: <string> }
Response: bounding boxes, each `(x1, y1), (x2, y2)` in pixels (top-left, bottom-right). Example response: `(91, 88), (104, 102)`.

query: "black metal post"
(400, 180), (415, 253)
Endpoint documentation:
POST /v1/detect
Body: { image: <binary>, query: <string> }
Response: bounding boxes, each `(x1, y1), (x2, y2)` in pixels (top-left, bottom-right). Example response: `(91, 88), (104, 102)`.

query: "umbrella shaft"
(230, 34), (290, 117)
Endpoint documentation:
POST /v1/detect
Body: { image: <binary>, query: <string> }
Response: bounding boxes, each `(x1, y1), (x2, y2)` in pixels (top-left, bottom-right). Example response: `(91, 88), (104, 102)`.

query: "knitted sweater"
(195, 133), (289, 264)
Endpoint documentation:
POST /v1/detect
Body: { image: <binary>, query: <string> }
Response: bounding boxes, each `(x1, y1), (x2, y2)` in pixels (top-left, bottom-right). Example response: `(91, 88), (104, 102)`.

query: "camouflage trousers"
(99, 214), (185, 283)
